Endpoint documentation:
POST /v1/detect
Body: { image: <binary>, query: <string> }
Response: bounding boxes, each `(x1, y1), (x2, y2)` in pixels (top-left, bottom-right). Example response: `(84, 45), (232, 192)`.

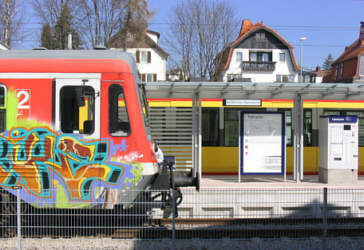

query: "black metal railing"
(241, 61), (276, 71)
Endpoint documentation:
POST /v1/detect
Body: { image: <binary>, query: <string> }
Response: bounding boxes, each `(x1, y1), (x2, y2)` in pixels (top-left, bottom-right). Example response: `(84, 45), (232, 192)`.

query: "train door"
(54, 79), (101, 138)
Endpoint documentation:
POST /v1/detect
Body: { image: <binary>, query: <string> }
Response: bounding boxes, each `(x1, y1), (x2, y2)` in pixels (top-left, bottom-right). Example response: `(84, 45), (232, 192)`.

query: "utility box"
(319, 116), (359, 184)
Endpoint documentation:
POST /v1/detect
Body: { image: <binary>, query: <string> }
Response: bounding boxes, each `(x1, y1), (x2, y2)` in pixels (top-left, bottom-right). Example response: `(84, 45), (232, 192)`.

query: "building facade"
(109, 30), (168, 82)
(216, 20), (300, 83)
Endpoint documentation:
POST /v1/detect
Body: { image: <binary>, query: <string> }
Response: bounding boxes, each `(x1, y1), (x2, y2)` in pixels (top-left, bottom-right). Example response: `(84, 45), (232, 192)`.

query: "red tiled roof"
(333, 39), (364, 65)
(219, 19), (300, 72)
(325, 23), (364, 82)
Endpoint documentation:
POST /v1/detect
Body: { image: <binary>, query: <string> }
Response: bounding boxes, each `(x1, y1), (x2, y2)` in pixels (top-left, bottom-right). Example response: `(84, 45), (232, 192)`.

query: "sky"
(148, 0), (364, 70)
(18, 0), (364, 71)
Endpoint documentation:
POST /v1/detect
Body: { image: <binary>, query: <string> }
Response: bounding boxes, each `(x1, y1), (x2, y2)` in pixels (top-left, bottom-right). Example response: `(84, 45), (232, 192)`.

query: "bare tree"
(33, 0), (152, 49)
(165, 0), (238, 80)
(32, 0), (81, 25)
(77, 0), (126, 48)
(108, 0), (153, 50)
(0, 0), (24, 48)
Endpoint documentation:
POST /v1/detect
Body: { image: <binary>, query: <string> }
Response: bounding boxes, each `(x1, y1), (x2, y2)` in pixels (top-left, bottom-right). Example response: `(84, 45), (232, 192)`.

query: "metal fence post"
(323, 187), (327, 237)
(16, 187), (21, 250)
(171, 189), (176, 242)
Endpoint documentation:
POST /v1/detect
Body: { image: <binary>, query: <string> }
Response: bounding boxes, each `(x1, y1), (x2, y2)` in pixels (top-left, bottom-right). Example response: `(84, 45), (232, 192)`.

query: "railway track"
(3, 217), (364, 239)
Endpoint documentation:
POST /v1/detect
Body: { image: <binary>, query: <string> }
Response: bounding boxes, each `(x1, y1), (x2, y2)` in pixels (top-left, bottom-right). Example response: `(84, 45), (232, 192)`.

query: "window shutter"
(147, 51), (151, 63)
(136, 51), (140, 63)
(141, 74), (146, 82)
(153, 74), (157, 82)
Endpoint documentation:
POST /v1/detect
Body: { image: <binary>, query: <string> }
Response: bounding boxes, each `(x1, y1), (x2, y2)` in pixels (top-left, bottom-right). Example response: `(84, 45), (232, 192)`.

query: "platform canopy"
(143, 82), (364, 184)
(144, 82), (364, 100)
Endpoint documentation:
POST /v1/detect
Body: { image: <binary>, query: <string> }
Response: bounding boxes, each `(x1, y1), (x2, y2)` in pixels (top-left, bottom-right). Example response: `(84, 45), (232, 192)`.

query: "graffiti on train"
(0, 127), (134, 205)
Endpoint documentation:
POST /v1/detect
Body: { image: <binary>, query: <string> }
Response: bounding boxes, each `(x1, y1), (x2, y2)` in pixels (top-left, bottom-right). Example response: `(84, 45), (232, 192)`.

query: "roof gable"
(108, 31), (169, 58)
(218, 20), (300, 72)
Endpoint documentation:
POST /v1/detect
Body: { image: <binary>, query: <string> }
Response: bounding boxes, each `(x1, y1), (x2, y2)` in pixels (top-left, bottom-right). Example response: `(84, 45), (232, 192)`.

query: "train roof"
(0, 50), (139, 77)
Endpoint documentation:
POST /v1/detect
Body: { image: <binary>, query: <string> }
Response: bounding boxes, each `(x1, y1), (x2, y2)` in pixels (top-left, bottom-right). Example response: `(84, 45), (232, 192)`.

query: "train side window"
(60, 86), (95, 134)
(0, 86), (6, 132)
(109, 84), (130, 136)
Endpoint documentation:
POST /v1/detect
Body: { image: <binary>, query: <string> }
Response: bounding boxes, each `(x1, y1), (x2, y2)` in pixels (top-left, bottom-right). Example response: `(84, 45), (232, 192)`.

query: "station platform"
(176, 175), (364, 218)
(195, 174), (364, 189)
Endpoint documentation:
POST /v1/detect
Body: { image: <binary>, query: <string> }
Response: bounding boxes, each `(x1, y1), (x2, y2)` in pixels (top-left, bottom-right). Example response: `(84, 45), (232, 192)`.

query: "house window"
(340, 63), (344, 79)
(276, 75), (295, 83)
(60, 86), (95, 134)
(140, 73), (157, 82)
(262, 53), (269, 62)
(250, 52), (257, 62)
(109, 84), (130, 136)
(0, 85), (6, 132)
(136, 50), (151, 63)
(249, 52), (272, 62)
(289, 75), (295, 82)
(236, 52), (243, 62)
(279, 53), (285, 62)
(256, 32), (265, 40)
(334, 65), (338, 80)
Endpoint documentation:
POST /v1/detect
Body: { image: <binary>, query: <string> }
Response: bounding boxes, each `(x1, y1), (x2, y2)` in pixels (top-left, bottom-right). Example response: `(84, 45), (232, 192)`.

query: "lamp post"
(299, 37), (307, 82)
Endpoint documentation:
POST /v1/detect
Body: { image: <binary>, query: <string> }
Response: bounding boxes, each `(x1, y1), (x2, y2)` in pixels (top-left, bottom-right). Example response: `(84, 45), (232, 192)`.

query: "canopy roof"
(144, 82), (364, 100)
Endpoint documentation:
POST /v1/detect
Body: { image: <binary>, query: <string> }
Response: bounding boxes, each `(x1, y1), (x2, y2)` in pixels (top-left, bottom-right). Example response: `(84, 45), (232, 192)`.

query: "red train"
(0, 50), (196, 211)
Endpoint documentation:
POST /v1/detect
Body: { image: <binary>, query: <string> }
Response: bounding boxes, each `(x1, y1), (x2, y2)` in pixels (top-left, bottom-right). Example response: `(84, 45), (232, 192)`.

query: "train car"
(0, 50), (196, 212)
(146, 98), (364, 175)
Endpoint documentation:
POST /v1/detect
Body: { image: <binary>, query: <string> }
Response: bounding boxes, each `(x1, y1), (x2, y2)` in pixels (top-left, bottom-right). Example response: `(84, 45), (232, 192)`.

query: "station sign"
(224, 99), (261, 106)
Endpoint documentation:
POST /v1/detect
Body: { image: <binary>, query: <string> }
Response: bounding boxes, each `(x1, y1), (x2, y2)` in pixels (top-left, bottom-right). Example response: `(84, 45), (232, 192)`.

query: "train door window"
(60, 86), (95, 134)
(202, 108), (219, 146)
(278, 109), (292, 146)
(224, 109), (239, 146)
(109, 84), (130, 136)
(303, 109), (312, 146)
(0, 86), (6, 132)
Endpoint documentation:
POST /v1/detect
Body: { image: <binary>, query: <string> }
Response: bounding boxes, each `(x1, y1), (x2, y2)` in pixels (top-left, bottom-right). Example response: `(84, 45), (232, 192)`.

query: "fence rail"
(1, 187), (364, 246)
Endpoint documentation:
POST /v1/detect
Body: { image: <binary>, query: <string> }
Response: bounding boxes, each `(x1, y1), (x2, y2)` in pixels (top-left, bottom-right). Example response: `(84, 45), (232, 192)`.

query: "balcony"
(241, 61), (276, 72)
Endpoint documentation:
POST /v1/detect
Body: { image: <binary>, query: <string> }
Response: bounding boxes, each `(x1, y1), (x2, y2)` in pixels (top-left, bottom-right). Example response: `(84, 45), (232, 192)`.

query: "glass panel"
(250, 52), (257, 62)
(347, 111), (364, 146)
(146, 74), (153, 82)
(224, 110), (239, 146)
(284, 110), (292, 146)
(60, 86), (95, 134)
(236, 52), (242, 61)
(262, 53), (269, 62)
(304, 109), (312, 146)
(279, 53), (285, 62)
(0, 109), (5, 132)
(141, 51), (148, 63)
(109, 84), (130, 136)
(202, 108), (219, 146)
(0, 86), (4, 107)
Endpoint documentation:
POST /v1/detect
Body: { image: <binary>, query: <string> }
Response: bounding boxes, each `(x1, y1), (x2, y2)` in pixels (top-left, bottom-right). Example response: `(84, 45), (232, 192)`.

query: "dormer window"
(256, 32), (265, 40)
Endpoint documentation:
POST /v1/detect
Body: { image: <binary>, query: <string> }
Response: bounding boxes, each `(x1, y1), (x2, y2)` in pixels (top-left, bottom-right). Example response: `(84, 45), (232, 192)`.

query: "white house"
(109, 30), (168, 82)
(216, 20), (300, 83)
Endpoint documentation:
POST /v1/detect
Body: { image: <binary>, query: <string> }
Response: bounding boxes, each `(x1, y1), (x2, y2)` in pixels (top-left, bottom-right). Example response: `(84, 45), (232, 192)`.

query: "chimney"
(360, 21), (364, 42)
(239, 19), (254, 37)
(316, 66), (321, 72)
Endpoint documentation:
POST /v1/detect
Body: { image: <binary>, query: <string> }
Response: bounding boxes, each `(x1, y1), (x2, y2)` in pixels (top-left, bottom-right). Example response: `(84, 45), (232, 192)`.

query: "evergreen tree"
(54, 2), (80, 49)
(41, 23), (56, 49)
(40, 2), (81, 49)
(323, 54), (334, 70)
